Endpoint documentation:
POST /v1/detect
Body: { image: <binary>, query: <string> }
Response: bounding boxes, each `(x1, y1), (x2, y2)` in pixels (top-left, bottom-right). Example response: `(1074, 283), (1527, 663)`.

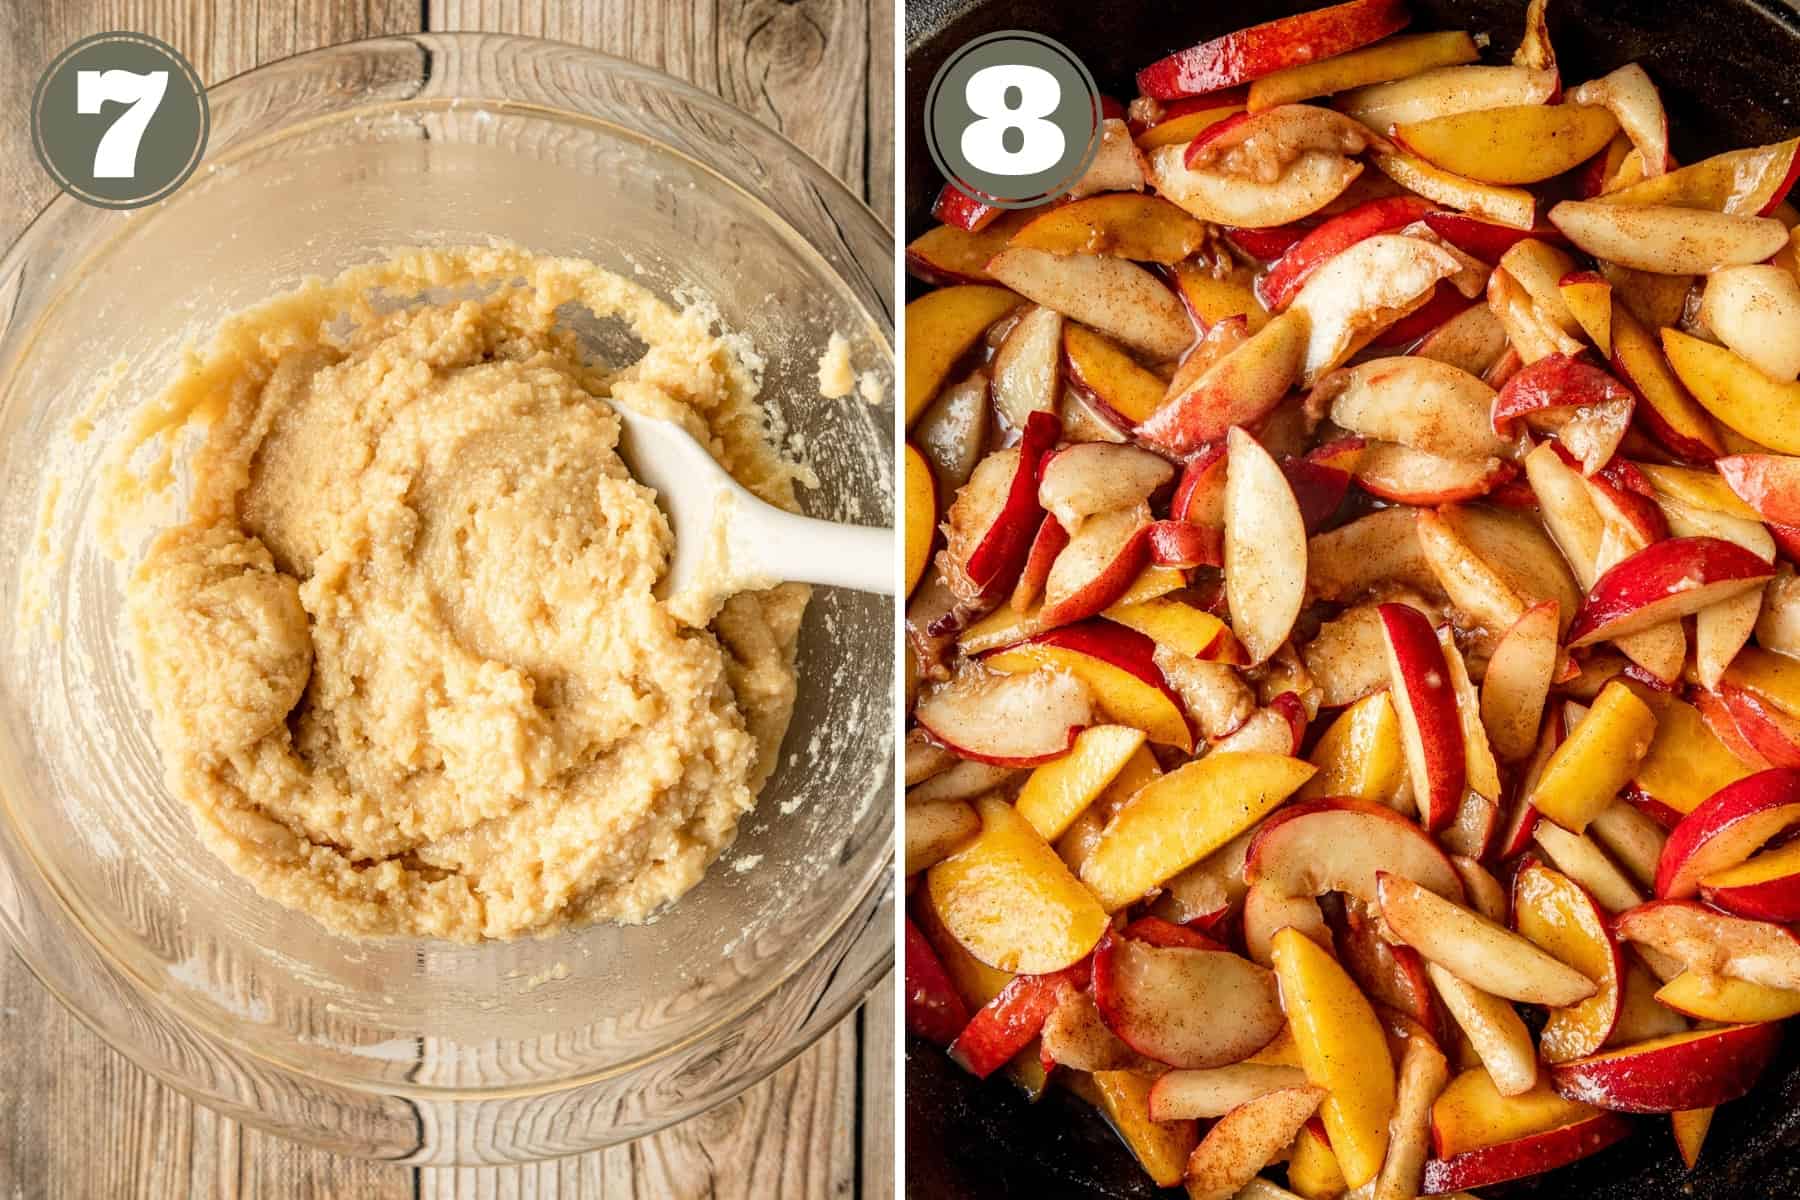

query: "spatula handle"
(731, 497), (895, 595)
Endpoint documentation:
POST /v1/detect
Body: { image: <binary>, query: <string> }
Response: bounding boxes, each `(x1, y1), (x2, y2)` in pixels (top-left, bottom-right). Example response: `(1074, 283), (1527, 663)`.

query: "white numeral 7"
(76, 68), (169, 179)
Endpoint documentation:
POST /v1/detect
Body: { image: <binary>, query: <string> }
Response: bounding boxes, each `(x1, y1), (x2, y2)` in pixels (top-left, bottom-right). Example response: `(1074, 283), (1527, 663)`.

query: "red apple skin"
(906, 915), (972, 1046)
(1380, 602), (1467, 830)
(1549, 1022), (1784, 1113)
(1718, 455), (1800, 526)
(965, 410), (1063, 598)
(1655, 768), (1800, 899)
(932, 183), (1001, 233)
(948, 957), (1091, 1078)
(1369, 284), (1472, 349)
(1147, 519), (1223, 568)
(1492, 354), (1637, 436)
(1012, 513), (1070, 612)
(1693, 686), (1776, 770)
(1422, 213), (1568, 263)
(1256, 196), (1436, 310)
(1421, 1113), (1632, 1193)
(1223, 222), (1314, 262)
(1170, 444), (1229, 526)
(1566, 537), (1776, 647)
(1280, 457), (1352, 533)
(1718, 684), (1800, 769)
(1136, 0), (1411, 98)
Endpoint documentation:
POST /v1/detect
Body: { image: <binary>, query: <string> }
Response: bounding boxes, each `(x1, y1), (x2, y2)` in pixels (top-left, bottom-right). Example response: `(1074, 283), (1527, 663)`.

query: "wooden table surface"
(0, 2), (894, 1196)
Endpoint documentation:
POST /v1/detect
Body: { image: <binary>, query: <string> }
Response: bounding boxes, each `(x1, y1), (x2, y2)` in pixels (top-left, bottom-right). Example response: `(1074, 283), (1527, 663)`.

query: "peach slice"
(914, 890), (1052, 1097)
(1170, 260), (1272, 332)
(1135, 100), (1248, 152)
(912, 370), (989, 496)
(904, 444), (936, 597)
(1491, 355), (1634, 466)
(1336, 64), (1559, 129)
(1718, 453), (1800, 526)
(1352, 441), (1512, 505)
(1379, 602), (1466, 830)
(905, 209), (1033, 287)
(1321, 356), (1504, 463)
(1224, 426), (1308, 665)
(1559, 270), (1613, 356)
(1414, 508), (1539, 635)
(1136, 310), (1307, 457)
(1599, 136), (1800, 215)
(1270, 925), (1398, 1190)
(1549, 1022), (1783, 1113)
(1080, 751), (1315, 912)
(1062, 325), (1166, 427)
(1567, 537), (1774, 647)
(1424, 1070), (1629, 1193)
(906, 799), (981, 876)
(1700, 839), (1800, 923)
(1091, 926), (1285, 1070)
(1014, 724), (1146, 843)
(949, 960), (1090, 1078)
(987, 247), (1192, 360)
(1089, 1069), (1199, 1187)
(1287, 1117), (1347, 1198)
(1038, 444), (1172, 530)
(1429, 958), (1535, 1088)
(1657, 969), (1800, 1023)
(1656, 768), (1800, 899)
(1631, 690), (1754, 817)
(1439, 625), (1502, 805)
(990, 304), (1064, 429)
(1257, 195), (1435, 310)
(1149, 144), (1365, 229)
(1672, 1107), (1714, 1171)
(1135, 0), (1411, 98)
(1149, 1062), (1313, 1121)
(904, 285), (1021, 424)
(1496, 238), (1581, 331)
(1699, 265), (1800, 382)
(1411, 299), (1509, 375)
(943, 413), (1059, 601)
(1298, 690), (1405, 804)
(1065, 117), (1149, 199)
(1247, 30), (1478, 110)
(926, 795), (1109, 975)
(1609, 307), (1724, 462)
(913, 664), (1093, 767)
(1008, 193), (1209, 263)
(1514, 862), (1626, 1061)
(1528, 680), (1657, 833)
(1375, 1034), (1451, 1200)
(1306, 505), (1439, 602)
(904, 915), (971, 1046)
(1550, 201), (1790, 274)
(1184, 1084), (1326, 1200)
(1394, 104), (1618, 185)
(1378, 872), (1597, 1006)
(1246, 796), (1462, 905)
(931, 184), (1003, 233)
(1481, 601), (1561, 761)
(1534, 819), (1649, 916)
(1371, 150), (1536, 230)
(985, 623), (1193, 751)
(1570, 64), (1670, 179)
(1588, 799), (1669, 889)
(1288, 234), (1465, 384)
(1103, 596), (1228, 660)
(1615, 898), (1800, 991)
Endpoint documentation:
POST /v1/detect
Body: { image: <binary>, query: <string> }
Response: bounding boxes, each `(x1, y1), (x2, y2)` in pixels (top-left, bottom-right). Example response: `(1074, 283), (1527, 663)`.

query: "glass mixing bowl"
(0, 34), (893, 1163)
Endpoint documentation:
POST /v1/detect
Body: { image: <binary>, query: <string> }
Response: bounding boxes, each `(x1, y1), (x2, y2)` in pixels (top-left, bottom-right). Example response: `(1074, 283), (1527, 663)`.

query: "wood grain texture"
(0, 0), (894, 1196)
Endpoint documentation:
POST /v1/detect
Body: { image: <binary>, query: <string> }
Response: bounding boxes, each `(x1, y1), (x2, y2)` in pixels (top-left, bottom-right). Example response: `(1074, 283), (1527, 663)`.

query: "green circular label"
(32, 32), (209, 210)
(924, 31), (1103, 210)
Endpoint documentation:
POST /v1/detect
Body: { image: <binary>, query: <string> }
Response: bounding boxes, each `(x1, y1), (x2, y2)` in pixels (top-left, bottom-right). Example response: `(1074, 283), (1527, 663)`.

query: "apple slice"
(1136, 310), (1308, 457)
(1427, 962), (1539, 1097)
(1529, 680), (1657, 833)
(1063, 325), (1165, 428)
(1598, 136), (1800, 215)
(1184, 1084), (1326, 1200)
(1656, 969), (1800, 1023)
(914, 664), (1094, 767)
(1718, 454), (1800, 527)
(1091, 926), (1284, 1069)
(905, 915), (973, 1046)
(1149, 1062), (1313, 1121)
(1299, 604), (1392, 712)
(926, 795), (1110, 975)
(1148, 144), (1364, 229)
(1609, 307), (1724, 462)
(1135, 0), (1411, 98)
(904, 285), (1022, 424)
(1588, 799), (1668, 889)
(1248, 30), (1479, 110)
(1246, 795), (1463, 908)
(1257, 195), (1436, 311)
(1549, 201), (1790, 274)
(1014, 724), (1146, 843)
(1481, 601), (1561, 762)
(1379, 603), (1467, 831)
(1270, 926), (1398, 1190)
(1379, 872), (1598, 1008)
(1422, 211), (1566, 265)
(1223, 427), (1307, 666)
(1065, 117), (1148, 199)
(1394, 104), (1619, 186)
(987, 248), (1192, 361)
(1514, 861), (1626, 1061)
(930, 183), (1002, 233)
(1568, 537), (1774, 647)
(912, 369), (990, 497)
(1371, 150), (1536, 230)
(1009, 193), (1210, 262)
(1040, 984), (1137, 1072)
(1307, 505), (1439, 602)
(1081, 752), (1315, 912)
(1287, 234), (1465, 384)
(1337, 64), (1560, 129)
(1321, 356), (1505, 463)
(1438, 626), (1503, 810)
(906, 798), (981, 875)
(1615, 898), (1800, 991)
(1550, 1022), (1783, 1113)
(1571, 64), (1670, 179)
(1487, 266), (1586, 364)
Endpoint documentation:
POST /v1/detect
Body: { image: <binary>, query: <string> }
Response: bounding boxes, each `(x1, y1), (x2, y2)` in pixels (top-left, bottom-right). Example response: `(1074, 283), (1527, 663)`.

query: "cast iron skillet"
(905, 1), (1800, 1196)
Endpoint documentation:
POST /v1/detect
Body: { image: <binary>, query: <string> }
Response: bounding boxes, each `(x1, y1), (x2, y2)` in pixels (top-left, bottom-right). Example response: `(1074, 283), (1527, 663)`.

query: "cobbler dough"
(118, 245), (808, 941)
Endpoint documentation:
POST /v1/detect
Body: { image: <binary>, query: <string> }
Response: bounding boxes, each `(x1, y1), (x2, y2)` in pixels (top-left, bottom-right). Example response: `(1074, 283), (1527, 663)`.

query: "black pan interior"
(905, 1), (1800, 1196)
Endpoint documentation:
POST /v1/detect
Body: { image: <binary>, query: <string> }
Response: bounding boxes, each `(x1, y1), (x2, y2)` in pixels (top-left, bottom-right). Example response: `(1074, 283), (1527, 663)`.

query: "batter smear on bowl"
(117, 244), (808, 941)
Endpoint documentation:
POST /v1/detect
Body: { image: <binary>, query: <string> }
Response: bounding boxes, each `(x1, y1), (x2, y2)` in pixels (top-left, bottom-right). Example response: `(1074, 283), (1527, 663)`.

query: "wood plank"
(862, 974), (898, 1200)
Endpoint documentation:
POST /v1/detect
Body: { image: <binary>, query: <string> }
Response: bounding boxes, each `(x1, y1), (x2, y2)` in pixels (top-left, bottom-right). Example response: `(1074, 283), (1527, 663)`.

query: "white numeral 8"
(961, 64), (1063, 177)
